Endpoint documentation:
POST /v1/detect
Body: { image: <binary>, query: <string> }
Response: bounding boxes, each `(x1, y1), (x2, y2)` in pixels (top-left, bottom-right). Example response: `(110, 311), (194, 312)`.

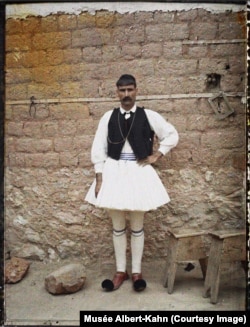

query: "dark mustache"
(122, 96), (132, 101)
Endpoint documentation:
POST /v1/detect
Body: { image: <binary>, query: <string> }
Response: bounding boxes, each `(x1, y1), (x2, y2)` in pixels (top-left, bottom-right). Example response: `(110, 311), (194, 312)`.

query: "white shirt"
(91, 105), (179, 173)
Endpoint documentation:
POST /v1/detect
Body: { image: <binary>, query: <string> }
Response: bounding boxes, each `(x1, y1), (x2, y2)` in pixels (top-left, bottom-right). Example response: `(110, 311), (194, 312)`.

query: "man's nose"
(125, 89), (129, 96)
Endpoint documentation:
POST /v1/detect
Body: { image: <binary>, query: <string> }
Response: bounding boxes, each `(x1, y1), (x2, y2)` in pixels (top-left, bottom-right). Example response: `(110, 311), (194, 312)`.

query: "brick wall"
(4, 8), (246, 266)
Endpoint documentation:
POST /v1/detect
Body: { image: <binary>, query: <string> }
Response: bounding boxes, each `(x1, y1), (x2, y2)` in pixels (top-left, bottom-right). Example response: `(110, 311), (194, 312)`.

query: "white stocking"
(129, 211), (145, 274)
(108, 209), (127, 272)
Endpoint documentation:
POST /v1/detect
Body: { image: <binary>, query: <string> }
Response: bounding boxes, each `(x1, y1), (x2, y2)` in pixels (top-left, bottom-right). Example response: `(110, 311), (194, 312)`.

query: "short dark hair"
(116, 74), (137, 88)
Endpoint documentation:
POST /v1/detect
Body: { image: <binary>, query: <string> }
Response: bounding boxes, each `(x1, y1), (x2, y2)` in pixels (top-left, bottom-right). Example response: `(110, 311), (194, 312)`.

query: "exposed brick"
(166, 23), (189, 40)
(219, 22), (245, 39)
(189, 22), (217, 40)
(16, 138), (53, 153)
(209, 43), (245, 58)
(163, 42), (182, 58)
(54, 136), (74, 152)
(32, 32), (71, 50)
(5, 18), (23, 34)
(102, 45), (122, 62)
(95, 11), (116, 28)
(58, 121), (77, 136)
(141, 43), (163, 58)
(191, 148), (235, 168)
(5, 105), (13, 120)
(220, 74), (245, 93)
(77, 13), (96, 28)
(29, 104), (50, 120)
(6, 68), (32, 84)
(25, 153), (59, 167)
(72, 28), (111, 47)
(75, 119), (96, 135)
(120, 44), (142, 60)
(6, 122), (24, 137)
(127, 24), (145, 43)
(81, 47), (102, 63)
(59, 152), (79, 167)
(153, 11), (174, 24)
(176, 9), (198, 22)
(7, 153), (26, 167)
(45, 50), (64, 66)
(232, 153), (246, 171)
(6, 34), (32, 51)
(60, 82), (90, 98)
(183, 44), (208, 58)
(23, 122), (42, 137)
(20, 50), (48, 68)
(6, 85), (27, 101)
(134, 12), (154, 24)
(155, 59), (198, 76)
(201, 129), (245, 150)
(145, 25), (165, 42)
(64, 49), (83, 64)
(22, 17), (41, 33)
(42, 122), (59, 137)
(5, 137), (16, 153)
(112, 12), (135, 26)
(78, 152), (92, 168)
(73, 135), (92, 151)
(58, 14), (77, 30)
(31, 65), (72, 84)
(27, 82), (63, 99)
(198, 58), (230, 74)
(41, 15), (58, 32)
(228, 56), (246, 74)
(5, 52), (23, 69)
(50, 102), (89, 121)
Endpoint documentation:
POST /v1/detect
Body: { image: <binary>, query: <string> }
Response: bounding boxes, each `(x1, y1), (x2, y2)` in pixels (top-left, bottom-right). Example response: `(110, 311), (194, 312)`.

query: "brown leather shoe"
(102, 271), (129, 291)
(132, 273), (147, 292)
(112, 271), (129, 290)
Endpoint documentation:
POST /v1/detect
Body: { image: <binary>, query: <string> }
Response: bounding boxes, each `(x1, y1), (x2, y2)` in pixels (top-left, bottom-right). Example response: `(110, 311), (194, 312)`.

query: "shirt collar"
(120, 104), (136, 114)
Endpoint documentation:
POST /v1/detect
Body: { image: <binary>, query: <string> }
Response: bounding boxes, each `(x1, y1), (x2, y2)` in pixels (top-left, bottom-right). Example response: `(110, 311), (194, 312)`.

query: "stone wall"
(4, 6), (246, 266)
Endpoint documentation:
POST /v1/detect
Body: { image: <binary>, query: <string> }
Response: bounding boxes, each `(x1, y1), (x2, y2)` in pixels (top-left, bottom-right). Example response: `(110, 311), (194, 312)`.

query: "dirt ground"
(3, 259), (247, 326)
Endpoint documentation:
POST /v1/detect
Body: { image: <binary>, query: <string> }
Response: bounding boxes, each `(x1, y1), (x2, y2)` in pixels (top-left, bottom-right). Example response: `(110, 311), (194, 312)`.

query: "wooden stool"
(202, 229), (246, 304)
(163, 230), (208, 294)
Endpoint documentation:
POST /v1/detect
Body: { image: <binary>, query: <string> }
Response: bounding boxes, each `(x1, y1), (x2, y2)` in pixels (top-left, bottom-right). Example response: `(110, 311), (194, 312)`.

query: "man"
(85, 74), (179, 292)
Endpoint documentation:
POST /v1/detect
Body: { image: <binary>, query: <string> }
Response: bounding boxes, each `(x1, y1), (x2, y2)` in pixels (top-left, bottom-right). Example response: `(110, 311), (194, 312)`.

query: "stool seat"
(202, 229), (246, 304)
(163, 229), (208, 294)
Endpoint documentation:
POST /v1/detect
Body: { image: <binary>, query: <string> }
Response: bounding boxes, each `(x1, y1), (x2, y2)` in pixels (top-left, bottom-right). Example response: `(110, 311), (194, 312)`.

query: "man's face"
(117, 84), (137, 109)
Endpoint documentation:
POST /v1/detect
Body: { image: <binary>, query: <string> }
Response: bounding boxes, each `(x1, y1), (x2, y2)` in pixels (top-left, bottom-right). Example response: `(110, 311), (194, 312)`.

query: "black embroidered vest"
(107, 106), (154, 160)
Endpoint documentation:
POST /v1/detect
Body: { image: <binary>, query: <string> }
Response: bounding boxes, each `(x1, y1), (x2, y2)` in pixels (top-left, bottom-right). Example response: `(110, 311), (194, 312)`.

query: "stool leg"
(163, 236), (178, 293)
(202, 238), (223, 304)
(199, 257), (208, 279)
(167, 262), (178, 294)
(163, 255), (170, 288)
(210, 264), (221, 304)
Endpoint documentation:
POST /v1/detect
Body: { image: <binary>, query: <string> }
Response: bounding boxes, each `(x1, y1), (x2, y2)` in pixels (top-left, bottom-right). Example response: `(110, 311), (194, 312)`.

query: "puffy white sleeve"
(91, 110), (113, 173)
(145, 109), (179, 155)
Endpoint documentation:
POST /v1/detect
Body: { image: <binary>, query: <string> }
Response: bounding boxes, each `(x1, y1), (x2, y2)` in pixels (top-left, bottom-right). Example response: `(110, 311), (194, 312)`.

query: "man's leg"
(129, 211), (145, 274)
(102, 209), (129, 291)
(108, 209), (127, 272)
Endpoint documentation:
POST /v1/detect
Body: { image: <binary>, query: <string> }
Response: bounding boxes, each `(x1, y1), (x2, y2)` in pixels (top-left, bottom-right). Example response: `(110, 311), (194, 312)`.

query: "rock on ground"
(44, 263), (86, 295)
(5, 257), (30, 284)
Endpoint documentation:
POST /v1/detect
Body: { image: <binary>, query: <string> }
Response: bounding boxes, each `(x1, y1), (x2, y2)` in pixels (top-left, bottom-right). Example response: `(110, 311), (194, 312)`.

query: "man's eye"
(119, 88), (134, 92)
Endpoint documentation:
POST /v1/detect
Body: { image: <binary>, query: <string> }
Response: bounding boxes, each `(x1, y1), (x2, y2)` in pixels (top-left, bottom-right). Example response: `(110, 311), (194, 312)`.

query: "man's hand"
(95, 173), (102, 198)
(137, 151), (163, 166)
